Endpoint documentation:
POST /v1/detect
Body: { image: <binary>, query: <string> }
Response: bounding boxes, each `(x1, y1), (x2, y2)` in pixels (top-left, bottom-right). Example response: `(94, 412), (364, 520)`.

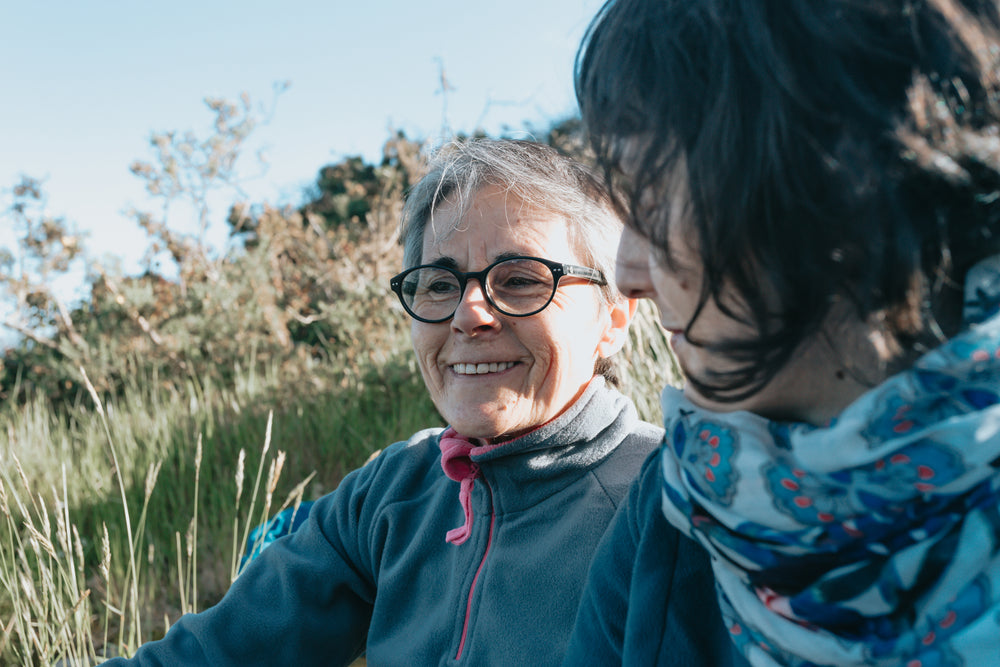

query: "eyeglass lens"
(399, 258), (556, 320)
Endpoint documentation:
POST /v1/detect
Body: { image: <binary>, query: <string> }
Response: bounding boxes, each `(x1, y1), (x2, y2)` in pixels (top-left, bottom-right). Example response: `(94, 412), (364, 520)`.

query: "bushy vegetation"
(0, 94), (677, 665)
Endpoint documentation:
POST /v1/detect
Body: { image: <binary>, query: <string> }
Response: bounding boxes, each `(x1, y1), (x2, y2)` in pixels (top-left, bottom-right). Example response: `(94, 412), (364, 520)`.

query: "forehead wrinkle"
(423, 185), (540, 267)
(425, 201), (468, 248)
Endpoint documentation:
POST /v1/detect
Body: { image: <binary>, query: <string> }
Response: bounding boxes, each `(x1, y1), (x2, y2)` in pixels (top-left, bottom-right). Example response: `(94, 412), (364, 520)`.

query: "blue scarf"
(659, 256), (1000, 666)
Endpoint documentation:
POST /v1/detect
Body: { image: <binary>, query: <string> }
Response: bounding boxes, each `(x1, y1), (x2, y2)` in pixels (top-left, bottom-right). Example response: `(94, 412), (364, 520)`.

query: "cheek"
(529, 316), (599, 381)
(513, 320), (567, 381)
(409, 322), (426, 359)
(648, 272), (691, 320)
(649, 259), (691, 295)
(409, 324), (442, 377)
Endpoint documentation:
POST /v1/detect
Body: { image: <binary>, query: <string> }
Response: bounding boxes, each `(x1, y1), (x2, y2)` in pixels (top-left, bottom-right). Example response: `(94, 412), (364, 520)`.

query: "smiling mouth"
(451, 361), (517, 375)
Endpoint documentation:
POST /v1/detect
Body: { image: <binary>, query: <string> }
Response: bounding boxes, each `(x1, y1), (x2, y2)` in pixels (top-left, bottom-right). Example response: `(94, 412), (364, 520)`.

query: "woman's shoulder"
(603, 446), (674, 537)
(626, 419), (666, 448)
(632, 446), (669, 516)
(327, 426), (448, 497)
(604, 415), (664, 468)
(373, 426), (447, 465)
(400, 426), (448, 449)
(586, 420), (665, 509)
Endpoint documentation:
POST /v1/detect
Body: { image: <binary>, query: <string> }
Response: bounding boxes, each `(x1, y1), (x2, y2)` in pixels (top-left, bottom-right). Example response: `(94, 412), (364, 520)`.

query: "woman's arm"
(100, 453), (392, 666)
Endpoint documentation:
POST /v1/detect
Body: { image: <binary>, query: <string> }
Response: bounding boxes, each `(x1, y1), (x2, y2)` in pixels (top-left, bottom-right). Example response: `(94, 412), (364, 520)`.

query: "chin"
(453, 418), (531, 443)
(442, 395), (546, 440)
(444, 411), (504, 440)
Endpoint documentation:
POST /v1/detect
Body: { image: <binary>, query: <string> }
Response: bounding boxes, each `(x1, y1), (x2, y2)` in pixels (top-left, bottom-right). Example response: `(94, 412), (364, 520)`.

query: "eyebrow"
(426, 256), (460, 270)
(423, 251), (526, 270)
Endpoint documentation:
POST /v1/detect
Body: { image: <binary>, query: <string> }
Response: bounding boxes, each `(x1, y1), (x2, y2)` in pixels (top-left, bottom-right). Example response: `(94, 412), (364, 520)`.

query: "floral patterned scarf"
(659, 256), (1000, 666)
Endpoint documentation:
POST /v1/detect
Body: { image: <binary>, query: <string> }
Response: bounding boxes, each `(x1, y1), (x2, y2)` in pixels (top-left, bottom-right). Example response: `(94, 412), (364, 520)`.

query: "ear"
(596, 297), (638, 358)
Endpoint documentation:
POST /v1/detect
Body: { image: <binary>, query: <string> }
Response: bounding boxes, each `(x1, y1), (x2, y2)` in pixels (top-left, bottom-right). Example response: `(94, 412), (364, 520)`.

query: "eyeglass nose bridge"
(451, 270), (496, 313)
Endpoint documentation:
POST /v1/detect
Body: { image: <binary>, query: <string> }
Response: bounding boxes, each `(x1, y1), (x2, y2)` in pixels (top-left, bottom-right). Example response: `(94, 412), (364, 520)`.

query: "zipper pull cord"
(439, 427), (481, 545)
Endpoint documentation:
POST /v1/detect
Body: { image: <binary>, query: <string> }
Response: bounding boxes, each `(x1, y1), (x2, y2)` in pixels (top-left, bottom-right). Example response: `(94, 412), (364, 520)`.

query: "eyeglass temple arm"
(561, 264), (607, 285)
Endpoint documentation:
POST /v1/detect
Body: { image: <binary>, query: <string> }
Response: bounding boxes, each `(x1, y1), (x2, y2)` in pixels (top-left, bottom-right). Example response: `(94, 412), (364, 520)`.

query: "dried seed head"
(186, 518), (195, 558)
(73, 526), (84, 570)
(144, 461), (162, 500)
(100, 524), (111, 582)
(25, 522), (57, 559)
(262, 411), (273, 455)
(55, 502), (70, 555)
(13, 453), (30, 495)
(264, 461), (277, 507)
(234, 449), (246, 508)
(0, 479), (10, 519)
(194, 434), (203, 472)
(267, 451), (286, 497)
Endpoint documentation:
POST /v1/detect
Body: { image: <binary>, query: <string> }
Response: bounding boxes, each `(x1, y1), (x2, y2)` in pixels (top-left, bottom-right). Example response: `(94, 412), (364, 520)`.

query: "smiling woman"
(407, 183), (621, 441)
(101, 138), (729, 666)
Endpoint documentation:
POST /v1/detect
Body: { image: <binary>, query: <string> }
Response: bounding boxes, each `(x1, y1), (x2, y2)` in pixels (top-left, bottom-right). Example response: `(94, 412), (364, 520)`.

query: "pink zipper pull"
(439, 427), (481, 545)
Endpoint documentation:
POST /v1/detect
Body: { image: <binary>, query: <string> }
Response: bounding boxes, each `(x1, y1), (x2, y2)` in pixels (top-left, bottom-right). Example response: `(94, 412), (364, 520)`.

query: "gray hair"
(399, 137), (628, 385)
(400, 138), (625, 305)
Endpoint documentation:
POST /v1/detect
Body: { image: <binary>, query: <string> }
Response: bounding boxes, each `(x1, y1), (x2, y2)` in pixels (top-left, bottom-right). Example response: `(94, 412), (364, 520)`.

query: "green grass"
(0, 348), (440, 664)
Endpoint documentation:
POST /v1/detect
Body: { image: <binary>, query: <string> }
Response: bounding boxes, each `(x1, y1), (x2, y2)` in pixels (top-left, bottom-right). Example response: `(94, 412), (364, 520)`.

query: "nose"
(451, 278), (501, 335)
(615, 226), (656, 300)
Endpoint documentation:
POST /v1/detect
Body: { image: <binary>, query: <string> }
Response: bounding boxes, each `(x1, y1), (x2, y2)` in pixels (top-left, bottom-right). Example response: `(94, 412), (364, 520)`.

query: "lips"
(451, 361), (517, 375)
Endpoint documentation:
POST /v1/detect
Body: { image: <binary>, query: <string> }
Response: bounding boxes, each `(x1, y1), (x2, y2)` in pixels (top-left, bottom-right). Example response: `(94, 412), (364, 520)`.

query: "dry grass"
(0, 379), (308, 665)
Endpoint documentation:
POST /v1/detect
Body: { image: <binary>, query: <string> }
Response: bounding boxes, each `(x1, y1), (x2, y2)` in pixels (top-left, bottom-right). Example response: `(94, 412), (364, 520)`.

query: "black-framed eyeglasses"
(389, 255), (607, 323)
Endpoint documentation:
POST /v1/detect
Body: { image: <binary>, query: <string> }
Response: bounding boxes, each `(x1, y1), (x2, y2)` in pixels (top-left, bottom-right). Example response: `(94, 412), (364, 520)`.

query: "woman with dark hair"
(566, 1), (1000, 665)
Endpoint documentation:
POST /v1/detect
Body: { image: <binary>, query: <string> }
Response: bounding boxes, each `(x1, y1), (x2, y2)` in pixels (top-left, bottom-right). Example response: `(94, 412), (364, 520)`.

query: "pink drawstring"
(439, 427), (495, 545)
(447, 477), (476, 544)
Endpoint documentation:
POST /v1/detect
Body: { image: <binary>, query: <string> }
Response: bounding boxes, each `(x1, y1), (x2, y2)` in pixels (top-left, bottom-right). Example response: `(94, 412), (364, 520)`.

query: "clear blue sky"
(0, 0), (603, 322)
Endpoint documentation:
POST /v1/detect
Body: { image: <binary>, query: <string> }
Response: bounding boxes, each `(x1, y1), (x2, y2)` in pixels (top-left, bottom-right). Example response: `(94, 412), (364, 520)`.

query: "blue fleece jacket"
(563, 447), (749, 666)
(102, 379), (724, 665)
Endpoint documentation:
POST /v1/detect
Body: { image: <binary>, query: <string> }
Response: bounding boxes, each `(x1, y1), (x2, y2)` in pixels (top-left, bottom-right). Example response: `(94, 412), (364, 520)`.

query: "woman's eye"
(428, 280), (459, 294)
(503, 276), (540, 288)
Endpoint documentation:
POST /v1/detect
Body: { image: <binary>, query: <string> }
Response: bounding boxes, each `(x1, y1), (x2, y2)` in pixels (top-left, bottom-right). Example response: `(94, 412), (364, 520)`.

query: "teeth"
(453, 361), (515, 375)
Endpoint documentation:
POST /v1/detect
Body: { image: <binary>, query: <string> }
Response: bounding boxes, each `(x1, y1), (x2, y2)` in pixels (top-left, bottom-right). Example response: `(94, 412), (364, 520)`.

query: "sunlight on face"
(410, 184), (626, 441)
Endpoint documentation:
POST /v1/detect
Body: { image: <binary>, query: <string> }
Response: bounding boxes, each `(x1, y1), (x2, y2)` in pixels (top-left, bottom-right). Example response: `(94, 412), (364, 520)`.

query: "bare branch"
(53, 297), (89, 354)
(1, 319), (59, 352)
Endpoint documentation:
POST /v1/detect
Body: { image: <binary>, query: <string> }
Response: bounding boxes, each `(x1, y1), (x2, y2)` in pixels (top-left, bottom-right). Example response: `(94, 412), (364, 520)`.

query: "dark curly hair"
(576, 0), (1000, 401)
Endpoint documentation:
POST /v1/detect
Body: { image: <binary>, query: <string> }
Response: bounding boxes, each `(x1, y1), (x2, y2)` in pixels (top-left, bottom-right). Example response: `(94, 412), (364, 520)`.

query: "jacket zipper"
(455, 481), (495, 660)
